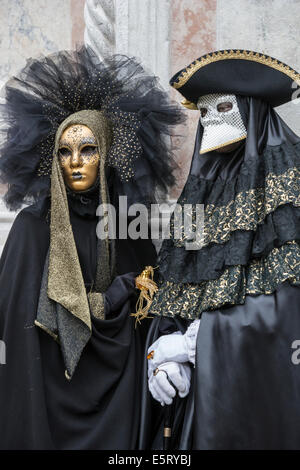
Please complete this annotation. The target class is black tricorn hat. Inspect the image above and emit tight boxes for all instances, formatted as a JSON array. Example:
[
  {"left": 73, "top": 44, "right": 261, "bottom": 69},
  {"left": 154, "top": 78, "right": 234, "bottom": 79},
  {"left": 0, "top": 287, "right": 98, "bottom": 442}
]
[{"left": 170, "top": 49, "right": 300, "bottom": 109}]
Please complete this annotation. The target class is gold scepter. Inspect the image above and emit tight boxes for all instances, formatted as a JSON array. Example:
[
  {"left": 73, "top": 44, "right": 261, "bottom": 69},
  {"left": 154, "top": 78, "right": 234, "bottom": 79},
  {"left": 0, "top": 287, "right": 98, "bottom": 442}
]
[{"left": 131, "top": 266, "right": 158, "bottom": 326}]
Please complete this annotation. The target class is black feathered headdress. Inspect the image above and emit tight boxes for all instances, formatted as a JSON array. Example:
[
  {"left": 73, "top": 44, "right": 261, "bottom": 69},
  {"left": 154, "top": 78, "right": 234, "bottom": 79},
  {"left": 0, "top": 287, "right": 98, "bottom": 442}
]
[{"left": 0, "top": 46, "right": 183, "bottom": 210}]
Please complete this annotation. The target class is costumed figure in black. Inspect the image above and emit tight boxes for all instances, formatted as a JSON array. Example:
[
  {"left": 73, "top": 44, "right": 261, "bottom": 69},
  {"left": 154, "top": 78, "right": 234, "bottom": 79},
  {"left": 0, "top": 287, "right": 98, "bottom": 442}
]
[
  {"left": 140, "top": 50, "right": 300, "bottom": 450},
  {"left": 0, "top": 46, "right": 182, "bottom": 450}
]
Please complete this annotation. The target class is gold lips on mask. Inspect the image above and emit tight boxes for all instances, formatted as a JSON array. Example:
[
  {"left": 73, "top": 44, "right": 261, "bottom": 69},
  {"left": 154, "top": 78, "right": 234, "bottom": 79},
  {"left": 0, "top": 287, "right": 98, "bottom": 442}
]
[{"left": 58, "top": 124, "right": 100, "bottom": 191}]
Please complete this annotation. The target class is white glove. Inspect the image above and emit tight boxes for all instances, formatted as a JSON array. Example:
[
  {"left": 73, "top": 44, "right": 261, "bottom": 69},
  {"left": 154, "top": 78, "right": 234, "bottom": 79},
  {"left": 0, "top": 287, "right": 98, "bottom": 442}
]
[
  {"left": 148, "top": 361, "right": 192, "bottom": 406},
  {"left": 147, "top": 319, "right": 200, "bottom": 375}
]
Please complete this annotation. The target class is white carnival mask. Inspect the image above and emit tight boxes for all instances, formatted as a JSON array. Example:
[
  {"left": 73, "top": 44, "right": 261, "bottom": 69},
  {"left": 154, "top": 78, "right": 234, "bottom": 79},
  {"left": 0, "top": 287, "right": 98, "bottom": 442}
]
[{"left": 197, "top": 93, "right": 247, "bottom": 154}]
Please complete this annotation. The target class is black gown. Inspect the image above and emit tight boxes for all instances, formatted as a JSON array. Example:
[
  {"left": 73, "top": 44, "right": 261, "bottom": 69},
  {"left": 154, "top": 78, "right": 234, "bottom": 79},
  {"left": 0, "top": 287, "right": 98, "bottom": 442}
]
[{"left": 0, "top": 195, "right": 156, "bottom": 450}]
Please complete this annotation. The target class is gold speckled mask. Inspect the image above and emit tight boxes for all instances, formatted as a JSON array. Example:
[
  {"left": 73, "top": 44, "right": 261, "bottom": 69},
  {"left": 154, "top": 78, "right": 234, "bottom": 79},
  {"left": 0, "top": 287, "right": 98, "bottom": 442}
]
[{"left": 58, "top": 124, "right": 100, "bottom": 192}]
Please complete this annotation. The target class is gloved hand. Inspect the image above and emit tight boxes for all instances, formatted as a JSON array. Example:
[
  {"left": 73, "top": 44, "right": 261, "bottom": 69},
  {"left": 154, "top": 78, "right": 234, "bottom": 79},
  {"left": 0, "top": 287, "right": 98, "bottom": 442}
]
[
  {"left": 104, "top": 272, "right": 138, "bottom": 313},
  {"left": 147, "top": 319, "right": 200, "bottom": 375},
  {"left": 148, "top": 361, "right": 191, "bottom": 406}
]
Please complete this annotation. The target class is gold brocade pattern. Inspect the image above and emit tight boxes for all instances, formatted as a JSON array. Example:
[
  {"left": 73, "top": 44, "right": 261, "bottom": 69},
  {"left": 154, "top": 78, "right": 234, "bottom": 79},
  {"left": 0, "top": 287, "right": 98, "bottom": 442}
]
[
  {"left": 174, "top": 167, "right": 300, "bottom": 249},
  {"left": 150, "top": 241, "right": 300, "bottom": 319},
  {"left": 172, "top": 49, "right": 300, "bottom": 90}
]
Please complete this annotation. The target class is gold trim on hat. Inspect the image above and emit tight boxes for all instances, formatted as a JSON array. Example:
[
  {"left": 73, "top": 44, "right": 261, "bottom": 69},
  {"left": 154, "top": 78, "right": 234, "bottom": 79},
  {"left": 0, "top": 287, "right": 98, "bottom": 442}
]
[{"left": 172, "top": 49, "right": 300, "bottom": 90}]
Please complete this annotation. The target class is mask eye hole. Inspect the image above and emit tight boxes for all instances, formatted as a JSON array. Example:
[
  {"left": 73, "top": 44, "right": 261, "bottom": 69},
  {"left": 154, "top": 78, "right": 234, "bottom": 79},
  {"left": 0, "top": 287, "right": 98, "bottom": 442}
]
[
  {"left": 200, "top": 108, "right": 207, "bottom": 118},
  {"left": 81, "top": 145, "right": 98, "bottom": 156},
  {"left": 217, "top": 102, "right": 233, "bottom": 113},
  {"left": 58, "top": 147, "right": 71, "bottom": 158}
]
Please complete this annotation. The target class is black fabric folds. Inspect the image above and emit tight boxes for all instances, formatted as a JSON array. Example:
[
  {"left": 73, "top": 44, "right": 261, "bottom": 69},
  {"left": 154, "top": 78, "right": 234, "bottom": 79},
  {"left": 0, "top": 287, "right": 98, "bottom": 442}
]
[
  {"left": 185, "top": 282, "right": 300, "bottom": 450},
  {"left": 0, "top": 199, "right": 157, "bottom": 449},
  {"left": 141, "top": 284, "right": 300, "bottom": 450}
]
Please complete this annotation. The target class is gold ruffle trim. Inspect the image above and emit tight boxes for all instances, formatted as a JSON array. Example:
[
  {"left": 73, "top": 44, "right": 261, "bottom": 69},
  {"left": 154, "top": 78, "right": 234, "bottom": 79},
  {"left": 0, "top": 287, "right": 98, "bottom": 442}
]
[
  {"left": 174, "top": 167, "right": 300, "bottom": 249},
  {"left": 150, "top": 241, "right": 300, "bottom": 319},
  {"left": 172, "top": 49, "right": 300, "bottom": 90}
]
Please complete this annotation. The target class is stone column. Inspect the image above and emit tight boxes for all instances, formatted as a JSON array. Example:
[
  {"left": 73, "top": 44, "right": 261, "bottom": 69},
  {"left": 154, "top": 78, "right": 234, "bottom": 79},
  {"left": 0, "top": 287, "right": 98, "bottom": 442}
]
[
  {"left": 84, "top": 0, "right": 173, "bottom": 248},
  {"left": 84, "top": 0, "right": 171, "bottom": 89},
  {"left": 115, "top": 0, "right": 171, "bottom": 90},
  {"left": 84, "top": 0, "right": 115, "bottom": 60}
]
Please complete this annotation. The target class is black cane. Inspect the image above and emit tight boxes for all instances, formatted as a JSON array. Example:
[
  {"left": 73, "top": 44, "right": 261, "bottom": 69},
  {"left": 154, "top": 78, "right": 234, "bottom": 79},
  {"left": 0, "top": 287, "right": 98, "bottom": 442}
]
[{"left": 163, "top": 395, "right": 176, "bottom": 450}]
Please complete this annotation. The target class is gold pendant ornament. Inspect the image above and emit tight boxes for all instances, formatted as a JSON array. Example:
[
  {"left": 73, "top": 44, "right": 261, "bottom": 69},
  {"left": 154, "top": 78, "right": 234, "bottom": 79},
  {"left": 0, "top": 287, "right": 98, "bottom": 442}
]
[{"left": 131, "top": 266, "right": 158, "bottom": 326}]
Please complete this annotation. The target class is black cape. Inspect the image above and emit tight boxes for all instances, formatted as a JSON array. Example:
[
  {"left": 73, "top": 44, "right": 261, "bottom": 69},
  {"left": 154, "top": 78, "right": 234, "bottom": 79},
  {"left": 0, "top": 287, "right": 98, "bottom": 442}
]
[{"left": 0, "top": 197, "right": 156, "bottom": 450}]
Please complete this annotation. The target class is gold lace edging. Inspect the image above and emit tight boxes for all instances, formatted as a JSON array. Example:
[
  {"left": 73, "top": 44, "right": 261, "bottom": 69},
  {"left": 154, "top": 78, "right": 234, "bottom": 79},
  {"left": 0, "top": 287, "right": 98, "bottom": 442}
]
[
  {"left": 172, "top": 49, "right": 300, "bottom": 90},
  {"left": 173, "top": 167, "right": 300, "bottom": 249},
  {"left": 150, "top": 241, "right": 300, "bottom": 319}
]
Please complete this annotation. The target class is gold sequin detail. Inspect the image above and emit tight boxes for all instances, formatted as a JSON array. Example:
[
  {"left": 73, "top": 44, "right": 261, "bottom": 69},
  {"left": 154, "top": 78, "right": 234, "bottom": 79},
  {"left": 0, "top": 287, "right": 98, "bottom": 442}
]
[
  {"left": 150, "top": 241, "right": 300, "bottom": 319},
  {"left": 103, "top": 97, "right": 142, "bottom": 182},
  {"left": 37, "top": 86, "right": 142, "bottom": 181},
  {"left": 172, "top": 49, "right": 300, "bottom": 90}
]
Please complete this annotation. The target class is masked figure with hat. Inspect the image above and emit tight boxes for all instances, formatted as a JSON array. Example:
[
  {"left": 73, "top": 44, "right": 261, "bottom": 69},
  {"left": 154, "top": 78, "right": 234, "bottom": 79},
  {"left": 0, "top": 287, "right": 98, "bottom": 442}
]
[
  {"left": 141, "top": 50, "right": 300, "bottom": 450},
  {"left": 0, "top": 46, "right": 183, "bottom": 449}
]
